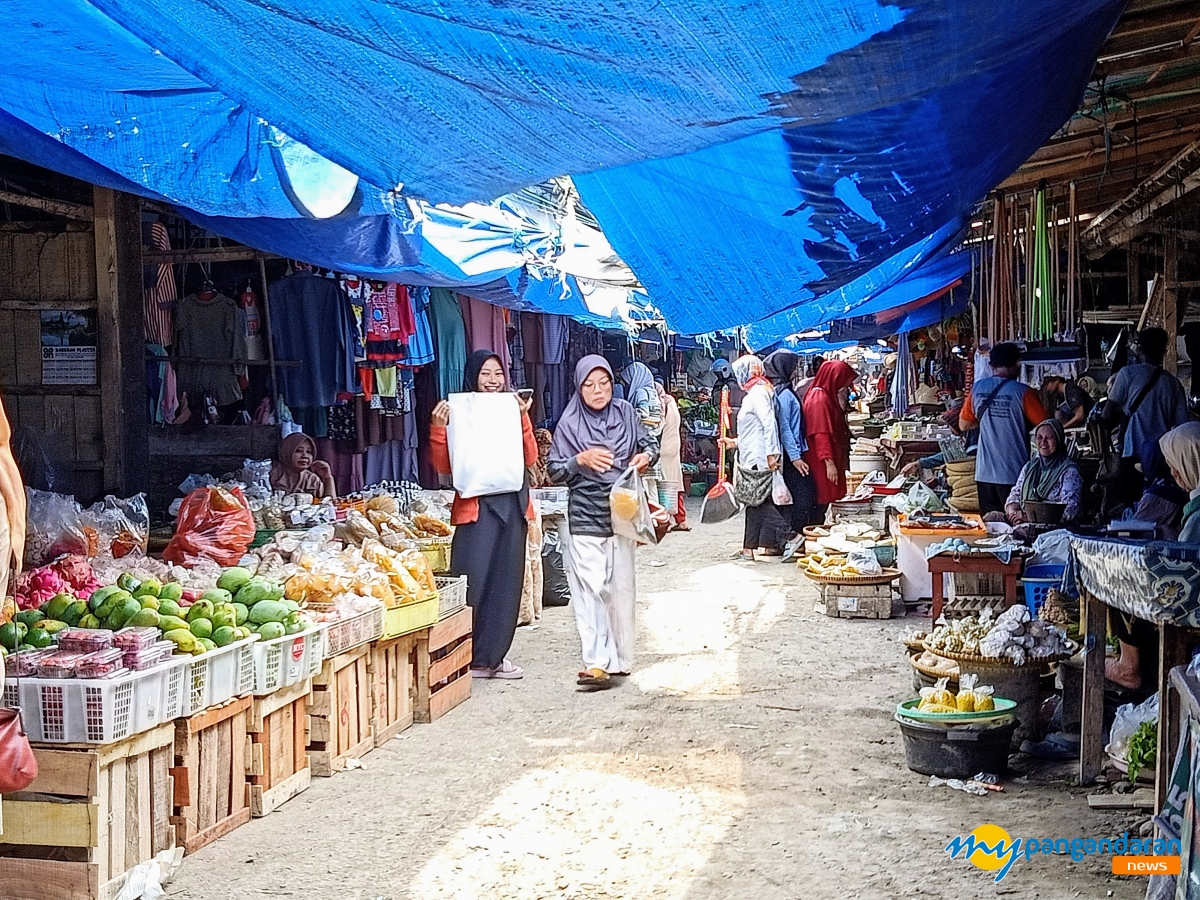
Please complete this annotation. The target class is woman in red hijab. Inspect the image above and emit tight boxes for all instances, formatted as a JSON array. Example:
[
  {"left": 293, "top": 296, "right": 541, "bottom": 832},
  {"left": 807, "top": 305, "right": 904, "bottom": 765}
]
[{"left": 802, "top": 360, "right": 858, "bottom": 519}]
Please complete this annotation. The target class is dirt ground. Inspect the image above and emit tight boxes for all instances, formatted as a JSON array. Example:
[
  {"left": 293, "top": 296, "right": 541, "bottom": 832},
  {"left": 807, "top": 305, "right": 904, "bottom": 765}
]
[{"left": 170, "top": 505, "right": 1147, "bottom": 900}]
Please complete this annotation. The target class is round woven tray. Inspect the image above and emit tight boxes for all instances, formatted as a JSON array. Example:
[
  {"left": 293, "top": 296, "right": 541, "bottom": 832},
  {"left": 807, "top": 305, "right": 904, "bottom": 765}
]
[
  {"left": 902, "top": 635, "right": 928, "bottom": 654},
  {"left": 920, "top": 640, "right": 1078, "bottom": 668},
  {"left": 909, "top": 653, "right": 960, "bottom": 681},
  {"left": 801, "top": 567, "right": 901, "bottom": 586}
]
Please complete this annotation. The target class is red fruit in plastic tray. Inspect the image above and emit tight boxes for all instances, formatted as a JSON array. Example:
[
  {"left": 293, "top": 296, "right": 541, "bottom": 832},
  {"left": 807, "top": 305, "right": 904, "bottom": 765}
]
[
  {"left": 7, "top": 649, "right": 54, "bottom": 677},
  {"left": 112, "top": 627, "right": 159, "bottom": 651},
  {"left": 58, "top": 628, "right": 115, "bottom": 652},
  {"left": 123, "top": 642, "right": 175, "bottom": 670},
  {"left": 75, "top": 649, "right": 126, "bottom": 679},
  {"left": 36, "top": 652, "right": 89, "bottom": 678}
]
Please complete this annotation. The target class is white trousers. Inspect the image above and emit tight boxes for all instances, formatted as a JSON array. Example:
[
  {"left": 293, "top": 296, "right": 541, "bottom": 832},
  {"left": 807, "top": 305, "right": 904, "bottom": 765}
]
[{"left": 563, "top": 524, "right": 637, "bottom": 674}]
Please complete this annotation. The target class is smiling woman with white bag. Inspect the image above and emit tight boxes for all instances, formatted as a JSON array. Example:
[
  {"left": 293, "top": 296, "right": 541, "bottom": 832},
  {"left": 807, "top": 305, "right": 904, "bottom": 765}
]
[{"left": 430, "top": 350, "right": 538, "bottom": 680}]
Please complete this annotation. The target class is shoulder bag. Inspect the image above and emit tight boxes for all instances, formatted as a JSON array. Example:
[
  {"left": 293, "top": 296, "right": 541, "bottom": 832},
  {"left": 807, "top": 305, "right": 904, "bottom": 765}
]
[{"left": 733, "top": 457, "right": 774, "bottom": 507}]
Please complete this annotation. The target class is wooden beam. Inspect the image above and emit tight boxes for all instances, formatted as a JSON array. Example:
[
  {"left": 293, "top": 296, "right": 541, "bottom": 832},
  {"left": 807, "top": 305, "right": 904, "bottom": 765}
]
[
  {"left": 94, "top": 187, "right": 148, "bottom": 495},
  {"left": 1166, "top": 230, "right": 1180, "bottom": 373},
  {"left": 141, "top": 246, "right": 278, "bottom": 265},
  {"left": 0, "top": 189, "right": 93, "bottom": 222},
  {"left": 1094, "top": 38, "right": 1200, "bottom": 78}
]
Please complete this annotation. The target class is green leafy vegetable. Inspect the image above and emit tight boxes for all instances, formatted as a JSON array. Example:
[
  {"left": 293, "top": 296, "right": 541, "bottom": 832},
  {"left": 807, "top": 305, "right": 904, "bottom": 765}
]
[{"left": 1126, "top": 720, "right": 1157, "bottom": 785}]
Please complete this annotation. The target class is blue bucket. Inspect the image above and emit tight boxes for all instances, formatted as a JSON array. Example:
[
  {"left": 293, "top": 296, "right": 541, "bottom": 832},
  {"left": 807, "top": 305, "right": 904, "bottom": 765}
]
[{"left": 1022, "top": 563, "right": 1066, "bottom": 615}]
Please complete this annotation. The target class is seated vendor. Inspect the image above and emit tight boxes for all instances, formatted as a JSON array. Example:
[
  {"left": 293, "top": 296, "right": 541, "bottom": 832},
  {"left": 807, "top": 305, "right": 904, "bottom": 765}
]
[
  {"left": 1160, "top": 421, "right": 1200, "bottom": 542},
  {"left": 998, "top": 419, "right": 1082, "bottom": 525},
  {"left": 1042, "top": 374, "right": 1093, "bottom": 429},
  {"left": 270, "top": 433, "right": 336, "bottom": 498},
  {"left": 1132, "top": 439, "right": 1187, "bottom": 540}
]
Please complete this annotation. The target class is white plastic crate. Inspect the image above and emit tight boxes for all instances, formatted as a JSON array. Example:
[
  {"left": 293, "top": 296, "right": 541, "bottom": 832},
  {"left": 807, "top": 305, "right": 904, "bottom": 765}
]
[
  {"left": 324, "top": 604, "right": 385, "bottom": 656},
  {"left": 251, "top": 624, "right": 327, "bottom": 695},
  {"left": 17, "top": 672, "right": 138, "bottom": 743},
  {"left": 436, "top": 575, "right": 468, "bottom": 620},
  {"left": 132, "top": 655, "right": 191, "bottom": 733},
  {"left": 181, "top": 635, "right": 260, "bottom": 716}
]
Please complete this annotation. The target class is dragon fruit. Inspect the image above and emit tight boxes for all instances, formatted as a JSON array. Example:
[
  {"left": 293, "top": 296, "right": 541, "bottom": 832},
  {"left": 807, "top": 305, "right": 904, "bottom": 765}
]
[
  {"left": 13, "top": 567, "right": 67, "bottom": 610},
  {"left": 48, "top": 555, "right": 100, "bottom": 598}
]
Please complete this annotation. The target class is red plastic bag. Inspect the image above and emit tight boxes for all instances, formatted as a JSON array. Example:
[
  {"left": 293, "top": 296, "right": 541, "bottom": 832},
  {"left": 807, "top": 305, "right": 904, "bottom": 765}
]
[{"left": 163, "top": 486, "right": 255, "bottom": 568}]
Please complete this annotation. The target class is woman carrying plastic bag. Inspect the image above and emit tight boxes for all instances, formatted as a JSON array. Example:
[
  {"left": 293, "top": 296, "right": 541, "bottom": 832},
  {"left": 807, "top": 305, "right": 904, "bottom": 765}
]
[
  {"left": 430, "top": 350, "right": 538, "bottom": 680},
  {"left": 549, "top": 356, "right": 657, "bottom": 691}
]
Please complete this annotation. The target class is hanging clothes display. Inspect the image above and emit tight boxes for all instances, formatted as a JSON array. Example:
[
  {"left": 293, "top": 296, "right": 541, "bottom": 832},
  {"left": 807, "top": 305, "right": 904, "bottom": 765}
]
[
  {"left": 144, "top": 220, "right": 176, "bottom": 347},
  {"left": 428, "top": 287, "right": 467, "bottom": 398},
  {"left": 174, "top": 289, "right": 247, "bottom": 406},
  {"left": 405, "top": 286, "right": 436, "bottom": 367},
  {"left": 363, "top": 282, "right": 410, "bottom": 362},
  {"left": 459, "top": 294, "right": 511, "bottom": 376},
  {"left": 269, "top": 271, "right": 359, "bottom": 408}
]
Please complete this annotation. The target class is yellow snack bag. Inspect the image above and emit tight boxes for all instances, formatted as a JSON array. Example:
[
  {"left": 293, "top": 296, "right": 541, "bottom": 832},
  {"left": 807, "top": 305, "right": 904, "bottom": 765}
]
[
  {"left": 956, "top": 674, "right": 978, "bottom": 712},
  {"left": 973, "top": 685, "right": 995, "bottom": 711},
  {"left": 611, "top": 488, "right": 640, "bottom": 521}
]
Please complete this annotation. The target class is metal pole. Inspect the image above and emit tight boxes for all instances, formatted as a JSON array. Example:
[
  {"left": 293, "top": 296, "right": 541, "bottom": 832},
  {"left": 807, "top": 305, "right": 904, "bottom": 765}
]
[{"left": 257, "top": 258, "right": 280, "bottom": 407}]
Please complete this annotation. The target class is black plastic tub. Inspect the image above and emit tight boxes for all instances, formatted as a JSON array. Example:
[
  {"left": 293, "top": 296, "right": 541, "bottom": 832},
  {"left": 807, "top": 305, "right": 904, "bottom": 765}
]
[{"left": 895, "top": 714, "right": 1017, "bottom": 778}]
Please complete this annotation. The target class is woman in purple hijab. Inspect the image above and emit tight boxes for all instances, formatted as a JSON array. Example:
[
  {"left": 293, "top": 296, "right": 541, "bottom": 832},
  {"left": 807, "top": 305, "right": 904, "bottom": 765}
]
[{"left": 549, "top": 356, "right": 658, "bottom": 691}]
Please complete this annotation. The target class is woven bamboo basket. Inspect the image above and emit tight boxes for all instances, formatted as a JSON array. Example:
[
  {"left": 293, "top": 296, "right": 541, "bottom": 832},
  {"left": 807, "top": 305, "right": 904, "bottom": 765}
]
[
  {"left": 920, "top": 640, "right": 1077, "bottom": 669},
  {"left": 801, "top": 568, "right": 901, "bottom": 586}
]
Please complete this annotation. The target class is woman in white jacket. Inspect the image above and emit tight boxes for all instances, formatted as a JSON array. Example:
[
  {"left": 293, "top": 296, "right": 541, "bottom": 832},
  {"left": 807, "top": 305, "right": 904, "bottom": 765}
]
[{"left": 720, "top": 356, "right": 782, "bottom": 560}]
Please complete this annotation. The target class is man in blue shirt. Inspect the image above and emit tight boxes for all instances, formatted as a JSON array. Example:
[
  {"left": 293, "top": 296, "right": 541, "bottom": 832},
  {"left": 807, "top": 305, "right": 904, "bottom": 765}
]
[{"left": 1101, "top": 328, "right": 1190, "bottom": 506}]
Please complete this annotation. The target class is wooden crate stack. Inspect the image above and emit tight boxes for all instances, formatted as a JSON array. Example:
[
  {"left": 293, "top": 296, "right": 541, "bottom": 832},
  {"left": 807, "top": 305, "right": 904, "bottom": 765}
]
[
  {"left": 816, "top": 581, "right": 895, "bottom": 619},
  {"left": 0, "top": 723, "right": 176, "bottom": 900},
  {"left": 307, "top": 645, "right": 374, "bottom": 775},
  {"left": 247, "top": 678, "right": 312, "bottom": 816},
  {"left": 369, "top": 633, "right": 418, "bottom": 746},
  {"left": 170, "top": 696, "right": 251, "bottom": 854},
  {"left": 415, "top": 606, "right": 473, "bottom": 723}
]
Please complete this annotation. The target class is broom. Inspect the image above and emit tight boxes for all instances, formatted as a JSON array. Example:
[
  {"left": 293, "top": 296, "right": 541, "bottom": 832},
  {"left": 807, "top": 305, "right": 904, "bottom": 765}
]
[{"left": 701, "top": 388, "right": 739, "bottom": 524}]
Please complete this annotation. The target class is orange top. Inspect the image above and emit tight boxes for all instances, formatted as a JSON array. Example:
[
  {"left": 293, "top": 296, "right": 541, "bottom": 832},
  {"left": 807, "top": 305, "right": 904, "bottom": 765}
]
[
  {"left": 429, "top": 414, "right": 539, "bottom": 525},
  {"left": 959, "top": 383, "right": 1048, "bottom": 430}
]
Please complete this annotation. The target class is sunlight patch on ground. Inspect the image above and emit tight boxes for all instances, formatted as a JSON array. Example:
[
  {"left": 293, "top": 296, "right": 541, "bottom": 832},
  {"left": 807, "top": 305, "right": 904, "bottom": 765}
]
[
  {"left": 407, "top": 751, "right": 744, "bottom": 899},
  {"left": 633, "top": 562, "right": 788, "bottom": 696}
]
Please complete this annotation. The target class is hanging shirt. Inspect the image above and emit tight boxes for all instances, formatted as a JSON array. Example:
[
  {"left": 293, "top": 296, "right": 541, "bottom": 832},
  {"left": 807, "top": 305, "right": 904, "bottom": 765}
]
[
  {"left": 403, "top": 285, "right": 436, "bottom": 366},
  {"left": 428, "top": 287, "right": 467, "bottom": 397},
  {"left": 173, "top": 292, "right": 246, "bottom": 406},
  {"left": 270, "top": 272, "right": 359, "bottom": 408},
  {"left": 364, "top": 282, "right": 408, "bottom": 362},
  {"left": 960, "top": 376, "right": 1047, "bottom": 485}
]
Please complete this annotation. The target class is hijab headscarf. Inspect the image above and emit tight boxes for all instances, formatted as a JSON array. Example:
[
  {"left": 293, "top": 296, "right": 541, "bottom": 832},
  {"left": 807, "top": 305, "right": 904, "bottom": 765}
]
[
  {"left": 622, "top": 361, "right": 656, "bottom": 404},
  {"left": 463, "top": 349, "right": 503, "bottom": 393},
  {"left": 802, "top": 360, "right": 857, "bottom": 437},
  {"left": 1020, "top": 419, "right": 1077, "bottom": 504},
  {"left": 1141, "top": 438, "right": 1188, "bottom": 505},
  {"left": 1160, "top": 422, "right": 1200, "bottom": 494},
  {"left": 550, "top": 355, "right": 643, "bottom": 484},
  {"left": 763, "top": 350, "right": 801, "bottom": 392},
  {"left": 731, "top": 355, "right": 770, "bottom": 391},
  {"left": 271, "top": 433, "right": 324, "bottom": 495}
]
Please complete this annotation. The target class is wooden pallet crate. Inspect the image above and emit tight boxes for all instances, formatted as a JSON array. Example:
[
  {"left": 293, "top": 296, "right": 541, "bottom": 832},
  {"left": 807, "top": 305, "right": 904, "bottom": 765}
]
[
  {"left": 307, "top": 645, "right": 374, "bottom": 776},
  {"left": 815, "top": 581, "right": 895, "bottom": 619},
  {"left": 170, "top": 695, "right": 251, "bottom": 854},
  {"left": 247, "top": 678, "right": 311, "bottom": 817},
  {"left": 369, "top": 633, "right": 417, "bottom": 746},
  {"left": 0, "top": 723, "right": 176, "bottom": 900},
  {"left": 415, "top": 606, "right": 472, "bottom": 723}
]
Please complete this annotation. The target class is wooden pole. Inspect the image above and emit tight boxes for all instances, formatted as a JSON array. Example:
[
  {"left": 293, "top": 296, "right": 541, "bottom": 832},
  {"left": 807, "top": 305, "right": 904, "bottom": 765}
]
[
  {"left": 94, "top": 187, "right": 148, "bottom": 495},
  {"left": 257, "top": 258, "right": 280, "bottom": 407},
  {"left": 1165, "top": 228, "right": 1179, "bottom": 375}
]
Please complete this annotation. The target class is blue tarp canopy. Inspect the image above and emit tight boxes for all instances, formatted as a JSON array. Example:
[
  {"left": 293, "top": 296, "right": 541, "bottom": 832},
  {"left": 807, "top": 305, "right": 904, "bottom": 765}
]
[{"left": 0, "top": 1, "right": 1122, "bottom": 334}]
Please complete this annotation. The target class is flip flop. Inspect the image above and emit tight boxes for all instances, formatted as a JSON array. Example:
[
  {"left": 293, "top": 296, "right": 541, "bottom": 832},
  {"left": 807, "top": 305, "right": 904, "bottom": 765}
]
[
  {"left": 731, "top": 550, "right": 755, "bottom": 561},
  {"left": 577, "top": 668, "right": 613, "bottom": 690}
]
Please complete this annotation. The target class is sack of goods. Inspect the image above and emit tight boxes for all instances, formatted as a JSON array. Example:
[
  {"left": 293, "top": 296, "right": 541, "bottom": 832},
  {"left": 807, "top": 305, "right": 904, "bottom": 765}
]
[{"left": 944, "top": 458, "right": 979, "bottom": 512}]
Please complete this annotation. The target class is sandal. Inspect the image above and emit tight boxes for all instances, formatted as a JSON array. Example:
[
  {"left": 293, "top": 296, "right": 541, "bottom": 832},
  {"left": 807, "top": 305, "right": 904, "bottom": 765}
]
[
  {"left": 731, "top": 550, "right": 755, "bottom": 561},
  {"left": 672, "top": 523, "right": 692, "bottom": 532},
  {"left": 493, "top": 659, "right": 524, "bottom": 680},
  {"left": 577, "top": 667, "right": 613, "bottom": 690}
]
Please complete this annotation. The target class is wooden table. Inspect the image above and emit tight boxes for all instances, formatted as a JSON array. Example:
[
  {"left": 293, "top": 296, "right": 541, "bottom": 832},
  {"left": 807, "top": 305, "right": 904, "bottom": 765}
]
[
  {"left": 1079, "top": 590, "right": 1193, "bottom": 802},
  {"left": 927, "top": 553, "right": 1023, "bottom": 619}
]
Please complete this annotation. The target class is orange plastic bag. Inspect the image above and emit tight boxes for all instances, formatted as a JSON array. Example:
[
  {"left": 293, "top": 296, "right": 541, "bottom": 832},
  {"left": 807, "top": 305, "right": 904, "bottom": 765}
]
[{"left": 163, "top": 486, "right": 256, "bottom": 568}]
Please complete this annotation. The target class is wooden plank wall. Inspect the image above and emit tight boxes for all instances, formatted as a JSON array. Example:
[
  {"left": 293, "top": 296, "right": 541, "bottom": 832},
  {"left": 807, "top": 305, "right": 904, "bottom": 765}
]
[{"left": 0, "top": 229, "right": 105, "bottom": 502}]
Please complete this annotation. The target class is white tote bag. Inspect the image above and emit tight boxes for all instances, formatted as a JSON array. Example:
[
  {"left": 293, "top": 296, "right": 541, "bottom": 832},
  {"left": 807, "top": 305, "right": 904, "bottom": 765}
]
[{"left": 446, "top": 392, "right": 525, "bottom": 498}]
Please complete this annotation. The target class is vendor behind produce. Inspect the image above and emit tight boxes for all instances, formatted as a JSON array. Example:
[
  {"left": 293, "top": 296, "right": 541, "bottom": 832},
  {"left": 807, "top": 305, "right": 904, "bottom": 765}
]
[
  {"left": 270, "top": 433, "right": 336, "bottom": 498},
  {"left": 958, "top": 342, "right": 1049, "bottom": 514},
  {"left": 900, "top": 399, "right": 976, "bottom": 476},
  {"left": 996, "top": 419, "right": 1082, "bottom": 525},
  {"left": 1041, "top": 374, "right": 1092, "bottom": 429}
]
